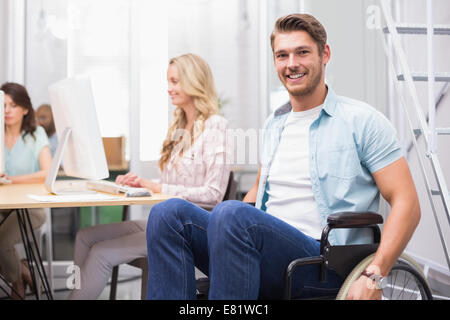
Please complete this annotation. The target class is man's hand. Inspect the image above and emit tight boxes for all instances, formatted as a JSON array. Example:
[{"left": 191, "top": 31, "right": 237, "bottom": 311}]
[
  {"left": 346, "top": 158, "right": 420, "bottom": 300},
  {"left": 346, "top": 274, "right": 382, "bottom": 300}
]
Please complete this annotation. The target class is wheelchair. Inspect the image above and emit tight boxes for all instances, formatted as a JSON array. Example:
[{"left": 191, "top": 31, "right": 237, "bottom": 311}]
[
  {"left": 197, "top": 211, "right": 433, "bottom": 300},
  {"left": 284, "top": 211, "right": 433, "bottom": 300}
]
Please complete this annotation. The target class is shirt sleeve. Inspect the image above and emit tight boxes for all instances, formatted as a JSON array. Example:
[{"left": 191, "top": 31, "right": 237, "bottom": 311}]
[
  {"left": 30, "top": 126, "right": 50, "bottom": 164},
  {"left": 360, "top": 110, "right": 403, "bottom": 174},
  {"left": 161, "top": 116, "right": 231, "bottom": 205}
]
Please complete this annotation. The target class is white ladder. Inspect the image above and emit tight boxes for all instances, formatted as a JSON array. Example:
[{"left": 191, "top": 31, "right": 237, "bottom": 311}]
[{"left": 379, "top": 0, "right": 450, "bottom": 272}]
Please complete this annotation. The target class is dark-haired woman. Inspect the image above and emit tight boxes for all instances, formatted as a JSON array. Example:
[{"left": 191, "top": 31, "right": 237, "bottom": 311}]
[{"left": 0, "top": 82, "right": 52, "bottom": 299}]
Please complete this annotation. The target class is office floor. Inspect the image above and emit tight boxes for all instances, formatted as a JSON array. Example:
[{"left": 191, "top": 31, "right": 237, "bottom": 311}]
[{"left": 52, "top": 272, "right": 142, "bottom": 300}]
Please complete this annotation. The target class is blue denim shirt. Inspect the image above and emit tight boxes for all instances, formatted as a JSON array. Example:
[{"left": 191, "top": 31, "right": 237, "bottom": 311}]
[{"left": 255, "top": 87, "right": 402, "bottom": 245}]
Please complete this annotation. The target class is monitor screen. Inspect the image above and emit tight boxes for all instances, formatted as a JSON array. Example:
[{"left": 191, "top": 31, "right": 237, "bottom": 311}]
[{"left": 48, "top": 76, "right": 109, "bottom": 181}]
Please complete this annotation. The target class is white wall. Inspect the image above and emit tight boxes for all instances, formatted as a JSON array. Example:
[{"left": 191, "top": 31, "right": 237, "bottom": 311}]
[
  {"left": 0, "top": 0, "right": 26, "bottom": 84},
  {"left": 0, "top": 0, "right": 8, "bottom": 85},
  {"left": 304, "top": 0, "right": 388, "bottom": 113},
  {"left": 163, "top": 0, "right": 268, "bottom": 192},
  {"left": 24, "top": 0, "right": 67, "bottom": 108},
  {"left": 168, "top": 0, "right": 263, "bottom": 133}
]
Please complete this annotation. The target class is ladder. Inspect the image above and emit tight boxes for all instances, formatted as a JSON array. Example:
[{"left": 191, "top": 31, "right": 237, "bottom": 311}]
[{"left": 379, "top": 0, "right": 450, "bottom": 273}]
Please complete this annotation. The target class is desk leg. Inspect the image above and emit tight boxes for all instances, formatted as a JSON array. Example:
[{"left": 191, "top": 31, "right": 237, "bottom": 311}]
[
  {"left": 16, "top": 209, "right": 54, "bottom": 300},
  {"left": 109, "top": 205, "right": 129, "bottom": 300},
  {"left": 90, "top": 207, "right": 101, "bottom": 226}
]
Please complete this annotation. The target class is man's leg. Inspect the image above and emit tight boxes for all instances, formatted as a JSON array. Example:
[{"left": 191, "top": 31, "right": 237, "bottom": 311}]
[
  {"left": 207, "top": 200, "right": 343, "bottom": 299},
  {"left": 146, "top": 198, "right": 210, "bottom": 300}
]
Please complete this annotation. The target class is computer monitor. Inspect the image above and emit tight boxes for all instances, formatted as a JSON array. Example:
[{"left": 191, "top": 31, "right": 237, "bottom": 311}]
[
  {"left": 0, "top": 90, "right": 5, "bottom": 175},
  {"left": 46, "top": 76, "right": 109, "bottom": 194}
]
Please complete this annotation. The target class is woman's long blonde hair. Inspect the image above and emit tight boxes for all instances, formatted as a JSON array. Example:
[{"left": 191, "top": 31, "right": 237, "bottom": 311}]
[{"left": 158, "top": 53, "right": 219, "bottom": 171}]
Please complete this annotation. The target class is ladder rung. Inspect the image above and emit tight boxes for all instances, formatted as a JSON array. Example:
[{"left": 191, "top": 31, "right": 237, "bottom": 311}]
[
  {"left": 397, "top": 72, "right": 450, "bottom": 82},
  {"left": 383, "top": 24, "right": 450, "bottom": 35},
  {"left": 437, "top": 128, "right": 450, "bottom": 135},
  {"left": 413, "top": 128, "right": 450, "bottom": 136},
  {"left": 431, "top": 190, "right": 450, "bottom": 197}
]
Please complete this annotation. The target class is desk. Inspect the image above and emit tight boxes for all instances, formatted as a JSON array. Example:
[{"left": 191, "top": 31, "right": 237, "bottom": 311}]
[{"left": 0, "top": 182, "right": 174, "bottom": 300}]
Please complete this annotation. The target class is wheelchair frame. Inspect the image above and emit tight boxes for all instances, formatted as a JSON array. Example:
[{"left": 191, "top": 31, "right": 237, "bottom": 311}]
[{"left": 284, "top": 212, "right": 433, "bottom": 300}]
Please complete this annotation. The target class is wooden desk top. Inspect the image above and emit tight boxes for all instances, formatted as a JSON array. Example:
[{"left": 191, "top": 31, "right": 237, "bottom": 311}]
[{"left": 0, "top": 182, "right": 174, "bottom": 210}]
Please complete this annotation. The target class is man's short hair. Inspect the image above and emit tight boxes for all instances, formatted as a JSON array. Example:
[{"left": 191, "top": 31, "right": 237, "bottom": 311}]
[{"left": 270, "top": 14, "right": 327, "bottom": 55}]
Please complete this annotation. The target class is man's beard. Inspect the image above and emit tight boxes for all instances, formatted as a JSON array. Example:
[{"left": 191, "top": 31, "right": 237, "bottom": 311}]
[{"left": 286, "top": 66, "right": 323, "bottom": 97}]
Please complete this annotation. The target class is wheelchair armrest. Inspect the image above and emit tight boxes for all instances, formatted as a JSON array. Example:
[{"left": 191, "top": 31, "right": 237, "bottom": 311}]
[{"left": 327, "top": 212, "right": 383, "bottom": 229}]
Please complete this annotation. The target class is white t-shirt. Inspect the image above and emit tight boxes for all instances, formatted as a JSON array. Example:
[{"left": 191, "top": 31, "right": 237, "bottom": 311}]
[{"left": 265, "top": 104, "right": 323, "bottom": 240}]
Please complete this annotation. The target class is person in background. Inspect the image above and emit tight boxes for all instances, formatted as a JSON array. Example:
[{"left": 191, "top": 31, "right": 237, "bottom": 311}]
[
  {"left": 68, "top": 53, "right": 231, "bottom": 300},
  {"left": 36, "top": 104, "right": 58, "bottom": 157},
  {"left": 0, "top": 82, "right": 52, "bottom": 299}
]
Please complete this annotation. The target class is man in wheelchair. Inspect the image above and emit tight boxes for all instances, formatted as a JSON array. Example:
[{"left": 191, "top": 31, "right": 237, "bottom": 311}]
[{"left": 145, "top": 13, "right": 424, "bottom": 300}]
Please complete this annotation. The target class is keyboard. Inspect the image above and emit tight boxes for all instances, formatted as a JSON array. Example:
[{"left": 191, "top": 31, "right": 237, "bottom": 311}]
[
  {"left": 86, "top": 180, "right": 152, "bottom": 197},
  {"left": 0, "top": 176, "right": 12, "bottom": 185}
]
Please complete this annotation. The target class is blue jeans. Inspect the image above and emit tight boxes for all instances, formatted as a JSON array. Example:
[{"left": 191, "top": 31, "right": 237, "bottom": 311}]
[{"left": 146, "top": 199, "right": 343, "bottom": 300}]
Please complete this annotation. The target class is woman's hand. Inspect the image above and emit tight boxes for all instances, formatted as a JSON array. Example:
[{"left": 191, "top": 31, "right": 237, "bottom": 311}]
[
  {"left": 115, "top": 172, "right": 162, "bottom": 193},
  {"left": 116, "top": 172, "right": 141, "bottom": 187},
  {"left": 0, "top": 173, "right": 12, "bottom": 183}
]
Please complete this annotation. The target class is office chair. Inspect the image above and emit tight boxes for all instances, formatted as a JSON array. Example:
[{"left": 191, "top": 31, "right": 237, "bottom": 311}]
[{"left": 109, "top": 171, "right": 238, "bottom": 300}]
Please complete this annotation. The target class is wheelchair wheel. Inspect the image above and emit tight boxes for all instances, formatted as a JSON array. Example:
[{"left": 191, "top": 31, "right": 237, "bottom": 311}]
[{"left": 336, "top": 253, "right": 433, "bottom": 300}]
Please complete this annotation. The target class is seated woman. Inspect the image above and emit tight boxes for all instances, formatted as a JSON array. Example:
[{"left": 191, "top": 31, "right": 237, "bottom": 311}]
[
  {"left": 0, "top": 82, "right": 52, "bottom": 299},
  {"left": 68, "top": 53, "right": 231, "bottom": 300},
  {"left": 36, "top": 104, "right": 58, "bottom": 157}
]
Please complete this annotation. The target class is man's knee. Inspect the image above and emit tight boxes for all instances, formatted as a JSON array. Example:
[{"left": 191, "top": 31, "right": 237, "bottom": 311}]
[
  {"left": 147, "top": 198, "right": 191, "bottom": 240},
  {"left": 209, "top": 200, "right": 253, "bottom": 233},
  {"left": 148, "top": 198, "right": 189, "bottom": 223}
]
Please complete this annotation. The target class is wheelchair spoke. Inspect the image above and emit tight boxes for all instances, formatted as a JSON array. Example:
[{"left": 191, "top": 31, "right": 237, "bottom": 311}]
[
  {"left": 382, "top": 268, "right": 426, "bottom": 300},
  {"left": 335, "top": 254, "right": 432, "bottom": 300},
  {"left": 401, "top": 271, "right": 412, "bottom": 299}
]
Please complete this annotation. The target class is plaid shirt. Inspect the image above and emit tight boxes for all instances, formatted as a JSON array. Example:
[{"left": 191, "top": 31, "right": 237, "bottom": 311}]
[{"left": 160, "top": 115, "right": 231, "bottom": 206}]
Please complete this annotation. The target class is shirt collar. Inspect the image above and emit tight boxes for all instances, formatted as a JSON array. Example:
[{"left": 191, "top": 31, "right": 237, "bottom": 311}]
[{"left": 273, "top": 86, "right": 338, "bottom": 118}]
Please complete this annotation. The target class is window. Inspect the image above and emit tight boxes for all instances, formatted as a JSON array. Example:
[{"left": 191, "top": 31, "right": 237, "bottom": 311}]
[{"left": 25, "top": 0, "right": 169, "bottom": 163}]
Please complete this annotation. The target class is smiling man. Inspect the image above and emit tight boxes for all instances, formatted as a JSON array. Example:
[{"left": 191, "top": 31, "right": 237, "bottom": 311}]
[{"left": 145, "top": 14, "right": 421, "bottom": 300}]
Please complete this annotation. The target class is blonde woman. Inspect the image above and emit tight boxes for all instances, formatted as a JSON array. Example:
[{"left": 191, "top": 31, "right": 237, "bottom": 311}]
[{"left": 68, "top": 54, "right": 230, "bottom": 300}]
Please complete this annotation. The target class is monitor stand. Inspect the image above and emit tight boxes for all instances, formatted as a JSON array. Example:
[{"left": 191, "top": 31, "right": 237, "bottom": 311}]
[{"left": 45, "top": 127, "right": 95, "bottom": 195}]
